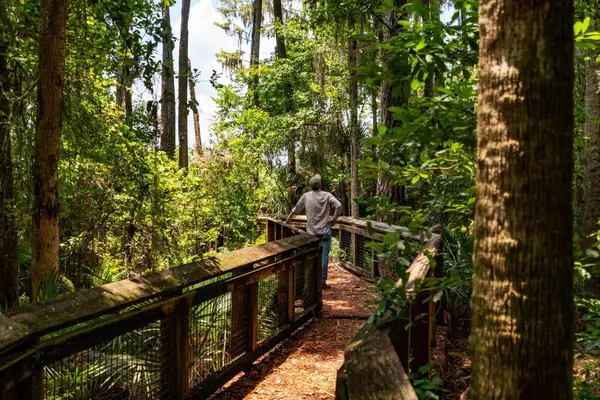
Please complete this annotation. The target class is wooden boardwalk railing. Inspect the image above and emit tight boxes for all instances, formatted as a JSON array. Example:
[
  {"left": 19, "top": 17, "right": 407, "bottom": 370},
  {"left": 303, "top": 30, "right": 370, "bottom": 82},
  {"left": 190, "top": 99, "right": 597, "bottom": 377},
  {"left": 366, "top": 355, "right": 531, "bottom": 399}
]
[
  {"left": 0, "top": 216, "right": 441, "bottom": 400},
  {"left": 336, "top": 234, "right": 443, "bottom": 400},
  {"left": 0, "top": 229, "right": 321, "bottom": 400}
]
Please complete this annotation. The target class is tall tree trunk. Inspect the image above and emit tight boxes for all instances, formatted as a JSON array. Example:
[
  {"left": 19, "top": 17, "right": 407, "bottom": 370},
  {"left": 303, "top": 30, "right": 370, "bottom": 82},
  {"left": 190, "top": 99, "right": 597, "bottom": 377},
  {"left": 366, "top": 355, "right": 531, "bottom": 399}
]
[
  {"left": 117, "top": 65, "right": 133, "bottom": 126},
  {"left": 178, "top": 0, "right": 191, "bottom": 169},
  {"left": 31, "top": 0, "right": 69, "bottom": 301},
  {"left": 273, "top": 0, "right": 296, "bottom": 177},
  {"left": 160, "top": 5, "right": 176, "bottom": 159},
  {"left": 118, "top": 24, "right": 133, "bottom": 126},
  {"left": 188, "top": 59, "right": 202, "bottom": 159},
  {"left": 378, "top": 0, "right": 407, "bottom": 135},
  {"left": 250, "top": 0, "right": 262, "bottom": 107},
  {"left": 470, "top": 0, "right": 575, "bottom": 398},
  {"left": 583, "top": 56, "right": 600, "bottom": 251},
  {"left": 348, "top": 17, "right": 359, "bottom": 217},
  {"left": 0, "top": 18, "right": 19, "bottom": 309},
  {"left": 376, "top": 0, "right": 407, "bottom": 199}
]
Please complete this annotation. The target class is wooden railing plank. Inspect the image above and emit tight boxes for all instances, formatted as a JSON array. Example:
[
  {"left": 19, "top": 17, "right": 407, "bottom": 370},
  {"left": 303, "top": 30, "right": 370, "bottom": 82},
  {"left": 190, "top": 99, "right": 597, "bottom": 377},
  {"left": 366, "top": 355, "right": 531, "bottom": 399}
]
[
  {"left": 338, "top": 328, "right": 417, "bottom": 400},
  {"left": 0, "top": 234, "right": 318, "bottom": 355},
  {"left": 336, "top": 233, "right": 442, "bottom": 399}
]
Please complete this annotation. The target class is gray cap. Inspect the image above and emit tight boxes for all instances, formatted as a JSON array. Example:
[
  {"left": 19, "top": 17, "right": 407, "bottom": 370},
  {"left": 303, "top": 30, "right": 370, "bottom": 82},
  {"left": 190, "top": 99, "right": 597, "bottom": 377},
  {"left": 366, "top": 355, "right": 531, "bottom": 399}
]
[{"left": 309, "top": 174, "right": 322, "bottom": 188}]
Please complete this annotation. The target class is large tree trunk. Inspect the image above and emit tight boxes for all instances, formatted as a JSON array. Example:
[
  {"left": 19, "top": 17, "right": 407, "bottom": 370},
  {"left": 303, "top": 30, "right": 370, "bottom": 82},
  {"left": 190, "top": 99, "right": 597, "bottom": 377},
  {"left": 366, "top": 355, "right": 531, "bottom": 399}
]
[
  {"left": 348, "top": 17, "right": 359, "bottom": 217},
  {"left": 583, "top": 55, "right": 600, "bottom": 251},
  {"left": 117, "top": 21, "right": 133, "bottom": 127},
  {"left": 188, "top": 59, "right": 202, "bottom": 160},
  {"left": 378, "top": 0, "right": 407, "bottom": 135},
  {"left": 250, "top": 0, "right": 262, "bottom": 107},
  {"left": 178, "top": 0, "right": 191, "bottom": 169},
  {"left": 0, "top": 21, "right": 19, "bottom": 309},
  {"left": 470, "top": 0, "right": 575, "bottom": 398},
  {"left": 273, "top": 0, "right": 296, "bottom": 177},
  {"left": 31, "top": 0, "right": 69, "bottom": 302},
  {"left": 376, "top": 0, "right": 407, "bottom": 199},
  {"left": 160, "top": 5, "right": 176, "bottom": 159}
]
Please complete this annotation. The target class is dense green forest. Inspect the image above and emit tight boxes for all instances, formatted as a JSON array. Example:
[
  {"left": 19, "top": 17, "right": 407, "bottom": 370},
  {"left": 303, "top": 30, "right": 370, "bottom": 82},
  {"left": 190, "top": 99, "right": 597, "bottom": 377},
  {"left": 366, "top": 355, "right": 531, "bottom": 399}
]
[{"left": 2, "top": 0, "right": 600, "bottom": 397}]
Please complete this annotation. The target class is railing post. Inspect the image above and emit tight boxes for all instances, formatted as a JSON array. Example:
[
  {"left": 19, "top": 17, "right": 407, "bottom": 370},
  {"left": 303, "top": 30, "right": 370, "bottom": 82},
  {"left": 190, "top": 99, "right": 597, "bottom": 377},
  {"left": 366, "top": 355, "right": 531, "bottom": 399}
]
[
  {"left": 408, "top": 291, "right": 432, "bottom": 372},
  {"left": 160, "top": 298, "right": 190, "bottom": 400},
  {"left": 277, "top": 258, "right": 295, "bottom": 326},
  {"left": 315, "top": 247, "right": 323, "bottom": 312},
  {"left": 266, "top": 219, "right": 276, "bottom": 243},
  {"left": 3, "top": 369, "right": 43, "bottom": 400},
  {"left": 351, "top": 232, "right": 358, "bottom": 269},
  {"left": 431, "top": 241, "right": 444, "bottom": 348}
]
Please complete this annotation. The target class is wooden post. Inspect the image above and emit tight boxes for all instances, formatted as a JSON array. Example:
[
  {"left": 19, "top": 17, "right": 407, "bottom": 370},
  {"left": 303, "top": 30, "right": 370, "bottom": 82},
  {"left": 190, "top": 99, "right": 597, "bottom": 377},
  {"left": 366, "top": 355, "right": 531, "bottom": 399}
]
[
  {"left": 160, "top": 298, "right": 190, "bottom": 400},
  {"left": 288, "top": 263, "right": 296, "bottom": 322},
  {"left": 432, "top": 243, "right": 444, "bottom": 348},
  {"left": 315, "top": 250, "right": 323, "bottom": 312},
  {"left": 351, "top": 232, "right": 358, "bottom": 268},
  {"left": 408, "top": 292, "right": 431, "bottom": 372},
  {"left": 266, "top": 219, "right": 276, "bottom": 243},
  {"left": 3, "top": 370, "right": 43, "bottom": 400},
  {"left": 277, "top": 259, "right": 295, "bottom": 326}
]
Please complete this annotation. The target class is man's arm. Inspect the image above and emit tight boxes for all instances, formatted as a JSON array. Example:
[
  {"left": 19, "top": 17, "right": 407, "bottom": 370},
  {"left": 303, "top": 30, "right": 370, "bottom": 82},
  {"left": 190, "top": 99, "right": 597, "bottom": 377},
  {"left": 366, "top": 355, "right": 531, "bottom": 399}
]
[
  {"left": 328, "top": 194, "right": 342, "bottom": 226},
  {"left": 285, "top": 194, "right": 305, "bottom": 224}
]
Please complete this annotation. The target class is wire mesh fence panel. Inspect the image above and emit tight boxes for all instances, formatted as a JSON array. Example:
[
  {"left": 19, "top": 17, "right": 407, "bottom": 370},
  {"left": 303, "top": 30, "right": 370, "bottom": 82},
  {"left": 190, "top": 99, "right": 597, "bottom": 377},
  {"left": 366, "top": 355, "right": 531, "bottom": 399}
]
[
  {"left": 44, "top": 319, "right": 165, "bottom": 400},
  {"left": 257, "top": 274, "right": 281, "bottom": 343},
  {"left": 356, "top": 234, "right": 375, "bottom": 272},
  {"left": 340, "top": 230, "right": 352, "bottom": 262},
  {"left": 188, "top": 292, "right": 235, "bottom": 388}
]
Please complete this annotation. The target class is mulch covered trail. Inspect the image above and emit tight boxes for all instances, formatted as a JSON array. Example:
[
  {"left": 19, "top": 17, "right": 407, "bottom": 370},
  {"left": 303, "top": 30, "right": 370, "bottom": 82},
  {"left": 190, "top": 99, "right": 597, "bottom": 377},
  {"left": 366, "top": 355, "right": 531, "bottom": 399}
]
[{"left": 210, "top": 263, "right": 377, "bottom": 400}]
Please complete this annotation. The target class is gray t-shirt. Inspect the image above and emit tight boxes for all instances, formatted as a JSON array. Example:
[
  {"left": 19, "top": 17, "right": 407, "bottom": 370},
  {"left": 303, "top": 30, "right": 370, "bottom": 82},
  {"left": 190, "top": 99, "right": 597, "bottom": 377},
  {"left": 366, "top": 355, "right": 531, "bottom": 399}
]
[{"left": 292, "top": 190, "right": 342, "bottom": 235}]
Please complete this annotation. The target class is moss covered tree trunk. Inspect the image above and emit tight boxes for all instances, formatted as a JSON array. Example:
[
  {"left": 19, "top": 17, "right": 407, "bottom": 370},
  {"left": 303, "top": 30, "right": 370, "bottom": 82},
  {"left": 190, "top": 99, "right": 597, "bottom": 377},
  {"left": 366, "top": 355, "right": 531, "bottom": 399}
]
[
  {"left": 584, "top": 53, "right": 600, "bottom": 252},
  {"left": 161, "top": 4, "right": 176, "bottom": 159},
  {"left": 470, "top": 0, "right": 575, "bottom": 398},
  {"left": 0, "top": 14, "right": 19, "bottom": 309},
  {"left": 31, "top": 0, "right": 69, "bottom": 301},
  {"left": 250, "top": 0, "right": 262, "bottom": 107},
  {"left": 178, "top": 0, "right": 190, "bottom": 169},
  {"left": 376, "top": 0, "right": 407, "bottom": 200},
  {"left": 273, "top": 0, "right": 296, "bottom": 178},
  {"left": 348, "top": 17, "right": 359, "bottom": 217}
]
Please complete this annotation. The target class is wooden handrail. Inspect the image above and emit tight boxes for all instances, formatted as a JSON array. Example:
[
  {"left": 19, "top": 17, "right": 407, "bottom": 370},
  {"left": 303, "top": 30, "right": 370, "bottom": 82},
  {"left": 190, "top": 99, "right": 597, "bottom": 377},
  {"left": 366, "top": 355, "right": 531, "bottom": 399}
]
[
  {"left": 0, "top": 233, "right": 318, "bottom": 357},
  {"left": 336, "top": 234, "right": 443, "bottom": 400},
  {"left": 0, "top": 230, "right": 322, "bottom": 399},
  {"left": 264, "top": 215, "right": 415, "bottom": 237}
]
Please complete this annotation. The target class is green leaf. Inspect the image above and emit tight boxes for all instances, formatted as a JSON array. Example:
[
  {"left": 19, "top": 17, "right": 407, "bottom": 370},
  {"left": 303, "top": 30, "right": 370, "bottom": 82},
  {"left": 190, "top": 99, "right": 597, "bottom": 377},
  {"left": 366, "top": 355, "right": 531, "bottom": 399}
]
[
  {"left": 415, "top": 40, "right": 426, "bottom": 51},
  {"left": 587, "top": 249, "right": 600, "bottom": 258},
  {"left": 433, "top": 290, "right": 443, "bottom": 303},
  {"left": 411, "top": 175, "right": 421, "bottom": 184},
  {"left": 583, "top": 17, "right": 591, "bottom": 34},
  {"left": 577, "top": 42, "right": 596, "bottom": 50},
  {"left": 377, "top": 124, "right": 387, "bottom": 136},
  {"left": 411, "top": 79, "right": 421, "bottom": 90},
  {"left": 585, "top": 32, "right": 600, "bottom": 40}
]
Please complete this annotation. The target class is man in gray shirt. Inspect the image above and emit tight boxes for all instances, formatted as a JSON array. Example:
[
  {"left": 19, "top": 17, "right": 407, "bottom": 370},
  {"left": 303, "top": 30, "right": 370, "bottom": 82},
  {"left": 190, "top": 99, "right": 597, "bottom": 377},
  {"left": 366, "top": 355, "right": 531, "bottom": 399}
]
[{"left": 286, "top": 174, "right": 342, "bottom": 288}]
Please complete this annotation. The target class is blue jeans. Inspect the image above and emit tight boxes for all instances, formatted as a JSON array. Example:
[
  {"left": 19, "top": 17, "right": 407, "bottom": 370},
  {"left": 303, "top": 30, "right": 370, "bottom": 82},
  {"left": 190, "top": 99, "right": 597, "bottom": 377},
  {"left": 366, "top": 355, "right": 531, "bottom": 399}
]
[{"left": 318, "top": 228, "right": 332, "bottom": 284}]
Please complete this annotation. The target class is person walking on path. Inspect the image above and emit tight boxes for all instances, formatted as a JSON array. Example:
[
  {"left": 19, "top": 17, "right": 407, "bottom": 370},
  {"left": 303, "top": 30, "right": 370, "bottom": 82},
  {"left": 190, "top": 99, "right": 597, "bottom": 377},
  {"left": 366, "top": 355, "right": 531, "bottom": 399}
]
[{"left": 286, "top": 174, "right": 342, "bottom": 288}]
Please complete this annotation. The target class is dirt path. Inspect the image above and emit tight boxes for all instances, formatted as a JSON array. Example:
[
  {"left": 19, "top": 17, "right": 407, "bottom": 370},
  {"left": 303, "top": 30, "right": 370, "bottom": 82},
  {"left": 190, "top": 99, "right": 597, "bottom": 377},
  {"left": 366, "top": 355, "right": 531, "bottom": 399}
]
[{"left": 210, "top": 263, "right": 377, "bottom": 400}]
